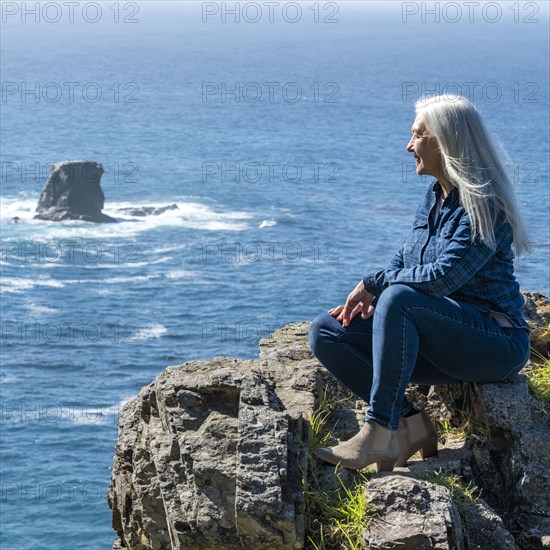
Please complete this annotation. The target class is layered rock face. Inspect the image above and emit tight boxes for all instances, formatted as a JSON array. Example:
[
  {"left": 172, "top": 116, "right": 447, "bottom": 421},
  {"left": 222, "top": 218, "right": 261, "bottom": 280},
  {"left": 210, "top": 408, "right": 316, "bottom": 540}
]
[
  {"left": 108, "top": 324, "right": 343, "bottom": 550},
  {"left": 109, "top": 295, "right": 550, "bottom": 549},
  {"left": 35, "top": 160, "right": 117, "bottom": 223}
]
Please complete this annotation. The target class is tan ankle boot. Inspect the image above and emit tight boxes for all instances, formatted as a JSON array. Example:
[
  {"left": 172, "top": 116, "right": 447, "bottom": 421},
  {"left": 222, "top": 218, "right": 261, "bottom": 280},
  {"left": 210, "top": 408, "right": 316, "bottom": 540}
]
[
  {"left": 396, "top": 411, "right": 438, "bottom": 467},
  {"left": 313, "top": 420, "right": 399, "bottom": 472}
]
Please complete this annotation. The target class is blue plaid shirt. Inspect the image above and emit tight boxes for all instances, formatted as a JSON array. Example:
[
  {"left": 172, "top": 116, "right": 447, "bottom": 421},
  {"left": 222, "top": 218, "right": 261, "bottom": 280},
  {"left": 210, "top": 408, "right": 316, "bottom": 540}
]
[{"left": 362, "top": 181, "right": 529, "bottom": 331}]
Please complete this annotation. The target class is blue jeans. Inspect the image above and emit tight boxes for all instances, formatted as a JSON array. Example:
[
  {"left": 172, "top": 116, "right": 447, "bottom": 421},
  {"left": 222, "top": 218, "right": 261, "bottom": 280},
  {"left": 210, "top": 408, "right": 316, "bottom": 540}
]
[{"left": 308, "top": 284, "right": 530, "bottom": 430}]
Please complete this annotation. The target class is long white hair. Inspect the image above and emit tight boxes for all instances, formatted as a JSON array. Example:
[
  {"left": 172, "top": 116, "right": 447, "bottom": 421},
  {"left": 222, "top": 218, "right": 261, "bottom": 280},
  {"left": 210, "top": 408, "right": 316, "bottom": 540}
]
[{"left": 415, "top": 94, "right": 530, "bottom": 256}]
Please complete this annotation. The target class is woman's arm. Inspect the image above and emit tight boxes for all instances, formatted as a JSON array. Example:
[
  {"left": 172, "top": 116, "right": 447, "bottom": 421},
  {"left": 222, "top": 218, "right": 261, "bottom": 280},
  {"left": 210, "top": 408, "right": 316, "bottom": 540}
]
[
  {"left": 362, "top": 216, "right": 497, "bottom": 299},
  {"left": 385, "top": 247, "right": 404, "bottom": 270}
]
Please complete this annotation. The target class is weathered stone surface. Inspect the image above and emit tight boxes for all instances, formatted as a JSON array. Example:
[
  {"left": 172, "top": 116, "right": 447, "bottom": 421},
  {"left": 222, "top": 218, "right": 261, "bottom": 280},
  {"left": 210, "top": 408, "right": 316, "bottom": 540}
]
[
  {"left": 515, "top": 516, "right": 550, "bottom": 549},
  {"left": 404, "top": 439, "right": 473, "bottom": 479},
  {"left": 472, "top": 378, "right": 550, "bottom": 533},
  {"left": 35, "top": 160, "right": 116, "bottom": 223},
  {"left": 108, "top": 324, "right": 354, "bottom": 550},
  {"left": 364, "top": 474, "right": 464, "bottom": 549},
  {"left": 110, "top": 298, "right": 549, "bottom": 550},
  {"left": 462, "top": 498, "right": 519, "bottom": 549},
  {"left": 475, "top": 374, "right": 533, "bottom": 431},
  {"left": 417, "top": 375, "right": 550, "bottom": 548}
]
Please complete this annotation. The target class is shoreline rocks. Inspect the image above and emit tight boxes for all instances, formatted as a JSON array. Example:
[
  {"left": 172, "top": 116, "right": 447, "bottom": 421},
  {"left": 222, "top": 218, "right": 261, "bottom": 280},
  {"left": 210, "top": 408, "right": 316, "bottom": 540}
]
[
  {"left": 108, "top": 325, "right": 328, "bottom": 550},
  {"left": 108, "top": 297, "right": 550, "bottom": 549}
]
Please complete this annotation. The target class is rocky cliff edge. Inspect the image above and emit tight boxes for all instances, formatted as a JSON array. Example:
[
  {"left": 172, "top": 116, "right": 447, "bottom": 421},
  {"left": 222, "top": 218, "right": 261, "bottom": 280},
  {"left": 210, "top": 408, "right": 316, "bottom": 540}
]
[{"left": 108, "top": 292, "right": 550, "bottom": 549}]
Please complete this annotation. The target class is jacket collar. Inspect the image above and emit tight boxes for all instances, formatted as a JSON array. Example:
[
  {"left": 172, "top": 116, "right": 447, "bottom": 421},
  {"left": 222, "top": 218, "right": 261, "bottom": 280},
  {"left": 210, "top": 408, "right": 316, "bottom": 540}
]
[{"left": 432, "top": 180, "right": 459, "bottom": 205}]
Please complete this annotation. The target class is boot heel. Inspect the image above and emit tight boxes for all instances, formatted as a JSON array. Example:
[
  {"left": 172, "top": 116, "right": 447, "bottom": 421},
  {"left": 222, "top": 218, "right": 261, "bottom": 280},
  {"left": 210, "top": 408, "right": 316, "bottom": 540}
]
[
  {"left": 419, "top": 438, "right": 438, "bottom": 459},
  {"left": 376, "top": 458, "right": 396, "bottom": 472},
  {"left": 395, "top": 453, "right": 412, "bottom": 468}
]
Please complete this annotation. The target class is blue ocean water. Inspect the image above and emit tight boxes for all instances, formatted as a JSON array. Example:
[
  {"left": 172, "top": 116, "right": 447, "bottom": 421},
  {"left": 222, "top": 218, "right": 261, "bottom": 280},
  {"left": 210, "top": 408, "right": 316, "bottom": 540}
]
[{"left": 1, "top": 2, "right": 549, "bottom": 548}]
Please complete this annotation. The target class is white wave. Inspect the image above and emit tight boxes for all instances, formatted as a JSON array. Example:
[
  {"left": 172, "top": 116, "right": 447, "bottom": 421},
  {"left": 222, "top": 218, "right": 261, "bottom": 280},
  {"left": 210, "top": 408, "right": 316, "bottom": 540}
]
[
  {"left": 19, "top": 258, "right": 173, "bottom": 270},
  {"left": 1, "top": 196, "right": 255, "bottom": 240},
  {"left": 150, "top": 244, "right": 188, "bottom": 254},
  {"left": 259, "top": 219, "right": 277, "bottom": 228},
  {"left": 56, "top": 274, "right": 157, "bottom": 284},
  {"left": 102, "top": 274, "right": 159, "bottom": 284},
  {"left": 0, "top": 197, "right": 38, "bottom": 221},
  {"left": 128, "top": 323, "right": 168, "bottom": 342},
  {"left": 64, "top": 396, "right": 135, "bottom": 425},
  {"left": 105, "top": 200, "right": 254, "bottom": 231},
  {"left": 77, "top": 257, "right": 171, "bottom": 269},
  {"left": 1, "top": 277, "right": 65, "bottom": 292},
  {"left": 1, "top": 272, "right": 186, "bottom": 292},
  {"left": 94, "top": 288, "right": 113, "bottom": 296},
  {"left": 63, "top": 269, "right": 191, "bottom": 285},
  {"left": 25, "top": 302, "right": 58, "bottom": 317},
  {"left": 164, "top": 270, "right": 194, "bottom": 279}
]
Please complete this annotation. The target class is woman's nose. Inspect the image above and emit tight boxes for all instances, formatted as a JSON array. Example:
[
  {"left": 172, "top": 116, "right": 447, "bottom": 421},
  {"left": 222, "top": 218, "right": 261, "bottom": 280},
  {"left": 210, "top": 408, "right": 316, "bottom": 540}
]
[{"left": 406, "top": 138, "right": 414, "bottom": 152}]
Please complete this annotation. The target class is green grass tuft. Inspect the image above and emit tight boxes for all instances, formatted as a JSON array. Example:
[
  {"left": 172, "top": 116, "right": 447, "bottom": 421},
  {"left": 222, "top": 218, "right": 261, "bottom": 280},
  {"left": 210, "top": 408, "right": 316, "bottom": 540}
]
[
  {"left": 307, "top": 389, "right": 335, "bottom": 449},
  {"left": 304, "top": 468, "right": 374, "bottom": 550},
  {"left": 417, "top": 469, "right": 481, "bottom": 514},
  {"left": 525, "top": 349, "right": 550, "bottom": 414},
  {"left": 435, "top": 419, "right": 467, "bottom": 444},
  {"left": 303, "top": 391, "right": 375, "bottom": 550},
  {"left": 434, "top": 382, "right": 491, "bottom": 446}
]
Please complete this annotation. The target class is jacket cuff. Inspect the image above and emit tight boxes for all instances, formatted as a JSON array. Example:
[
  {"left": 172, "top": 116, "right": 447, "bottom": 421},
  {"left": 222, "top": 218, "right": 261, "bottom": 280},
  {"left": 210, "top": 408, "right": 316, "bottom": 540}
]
[{"left": 362, "top": 274, "right": 382, "bottom": 296}]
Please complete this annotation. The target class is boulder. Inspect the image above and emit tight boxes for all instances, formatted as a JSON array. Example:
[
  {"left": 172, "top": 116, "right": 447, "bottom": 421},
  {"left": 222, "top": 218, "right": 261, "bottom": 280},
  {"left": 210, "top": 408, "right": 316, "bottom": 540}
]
[
  {"left": 462, "top": 498, "right": 519, "bottom": 549},
  {"left": 413, "top": 373, "right": 550, "bottom": 548},
  {"left": 364, "top": 474, "right": 464, "bottom": 549},
  {"left": 35, "top": 160, "right": 116, "bottom": 223},
  {"left": 108, "top": 323, "right": 350, "bottom": 550},
  {"left": 469, "top": 376, "right": 550, "bottom": 544}
]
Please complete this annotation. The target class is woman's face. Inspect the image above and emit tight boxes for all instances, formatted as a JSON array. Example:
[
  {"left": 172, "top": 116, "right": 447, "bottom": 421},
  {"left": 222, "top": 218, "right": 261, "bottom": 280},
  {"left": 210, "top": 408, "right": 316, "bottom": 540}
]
[{"left": 406, "top": 115, "right": 442, "bottom": 179}]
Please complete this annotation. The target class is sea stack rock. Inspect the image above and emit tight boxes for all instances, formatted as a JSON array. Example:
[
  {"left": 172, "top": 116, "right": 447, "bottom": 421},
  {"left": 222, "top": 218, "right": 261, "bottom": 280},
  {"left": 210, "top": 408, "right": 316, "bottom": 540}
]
[{"left": 35, "top": 160, "right": 117, "bottom": 223}]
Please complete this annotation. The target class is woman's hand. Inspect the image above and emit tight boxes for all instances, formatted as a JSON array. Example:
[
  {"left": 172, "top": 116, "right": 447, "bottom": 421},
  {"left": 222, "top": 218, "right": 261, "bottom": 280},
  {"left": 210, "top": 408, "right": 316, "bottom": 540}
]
[{"left": 328, "top": 281, "right": 375, "bottom": 327}]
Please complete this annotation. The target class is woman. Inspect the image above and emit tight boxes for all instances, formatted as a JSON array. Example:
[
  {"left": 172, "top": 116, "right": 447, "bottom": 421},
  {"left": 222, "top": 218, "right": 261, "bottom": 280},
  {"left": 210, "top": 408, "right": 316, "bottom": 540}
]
[{"left": 308, "top": 94, "right": 531, "bottom": 472}]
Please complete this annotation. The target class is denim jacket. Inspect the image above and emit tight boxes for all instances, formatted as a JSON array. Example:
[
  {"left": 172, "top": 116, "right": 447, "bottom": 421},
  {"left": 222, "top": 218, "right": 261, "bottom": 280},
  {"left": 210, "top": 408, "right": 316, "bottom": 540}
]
[{"left": 362, "top": 181, "right": 529, "bottom": 331}]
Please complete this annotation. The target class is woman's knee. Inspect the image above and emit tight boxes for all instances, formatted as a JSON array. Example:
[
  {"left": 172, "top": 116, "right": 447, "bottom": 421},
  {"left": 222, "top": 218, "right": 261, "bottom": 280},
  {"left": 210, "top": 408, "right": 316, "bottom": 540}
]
[
  {"left": 308, "top": 312, "right": 342, "bottom": 356},
  {"left": 376, "top": 284, "right": 418, "bottom": 313}
]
